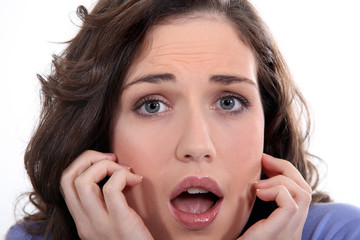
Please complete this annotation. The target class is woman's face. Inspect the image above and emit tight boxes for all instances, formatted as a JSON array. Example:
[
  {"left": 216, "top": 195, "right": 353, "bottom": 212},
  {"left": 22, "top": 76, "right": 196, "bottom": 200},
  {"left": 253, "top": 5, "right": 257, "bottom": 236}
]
[{"left": 111, "top": 14, "right": 264, "bottom": 239}]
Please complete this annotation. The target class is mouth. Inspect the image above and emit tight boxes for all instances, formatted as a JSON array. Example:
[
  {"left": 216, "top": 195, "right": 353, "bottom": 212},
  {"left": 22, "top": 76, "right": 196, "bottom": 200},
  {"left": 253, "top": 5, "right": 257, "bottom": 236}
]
[{"left": 169, "top": 176, "right": 224, "bottom": 230}]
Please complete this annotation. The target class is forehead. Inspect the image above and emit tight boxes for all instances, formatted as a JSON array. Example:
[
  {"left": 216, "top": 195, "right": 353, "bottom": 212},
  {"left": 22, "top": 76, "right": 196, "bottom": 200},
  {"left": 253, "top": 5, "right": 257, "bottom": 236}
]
[{"left": 125, "top": 13, "right": 257, "bottom": 84}]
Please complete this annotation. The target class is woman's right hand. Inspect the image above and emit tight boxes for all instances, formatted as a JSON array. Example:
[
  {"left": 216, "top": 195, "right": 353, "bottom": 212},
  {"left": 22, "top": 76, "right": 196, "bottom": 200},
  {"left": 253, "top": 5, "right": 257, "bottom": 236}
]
[{"left": 60, "top": 150, "right": 154, "bottom": 240}]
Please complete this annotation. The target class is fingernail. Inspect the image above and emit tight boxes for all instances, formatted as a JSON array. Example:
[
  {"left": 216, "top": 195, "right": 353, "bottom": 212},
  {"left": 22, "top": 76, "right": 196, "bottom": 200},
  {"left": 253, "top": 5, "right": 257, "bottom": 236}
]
[
  {"left": 136, "top": 174, "right": 144, "bottom": 180},
  {"left": 127, "top": 168, "right": 143, "bottom": 179}
]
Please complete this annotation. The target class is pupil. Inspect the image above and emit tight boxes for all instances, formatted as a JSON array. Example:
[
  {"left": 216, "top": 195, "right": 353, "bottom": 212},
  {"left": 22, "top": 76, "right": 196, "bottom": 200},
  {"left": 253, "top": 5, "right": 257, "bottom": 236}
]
[
  {"left": 221, "top": 98, "right": 234, "bottom": 110},
  {"left": 145, "top": 101, "right": 160, "bottom": 113}
]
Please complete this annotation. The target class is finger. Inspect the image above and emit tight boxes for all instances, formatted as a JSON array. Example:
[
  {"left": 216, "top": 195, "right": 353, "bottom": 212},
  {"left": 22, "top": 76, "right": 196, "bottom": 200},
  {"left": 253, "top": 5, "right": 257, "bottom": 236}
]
[
  {"left": 256, "top": 185, "right": 301, "bottom": 237},
  {"left": 60, "top": 151, "right": 117, "bottom": 223},
  {"left": 262, "top": 154, "right": 312, "bottom": 194},
  {"left": 103, "top": 169, "right": 143, "bottom": 222},
  {"left": 61, "top": 150, "right": 117, "bottom": 196},
  {"left": 60, "top": 150, "right": 116, "bottom": 212},
  {"left": 240, "top": 185, "right": 300, "bottom": 240},
  {"left": 73, "top": 159, "right": 129, "bottom": 226},
  {"left": 61, "top": 183, "right": 88, "bottom": 226},
  {"left": 255, "top": 175, "right": 312, "bottom": 207},
  {"left": 62, "top": 150, "right": 117, "bottom": 182},
  {"left": 257, "top": 185, "right": 297, "bottom": 210}
]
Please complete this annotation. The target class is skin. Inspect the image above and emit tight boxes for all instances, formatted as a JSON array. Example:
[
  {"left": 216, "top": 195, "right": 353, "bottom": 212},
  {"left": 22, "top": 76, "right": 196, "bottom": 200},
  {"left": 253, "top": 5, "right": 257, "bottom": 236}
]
[
  {"left": 60, "top": 14, "right": 312, "bottom": 240},
  {"left": 111, "top": 14, "right": 263, "bottom": 239}
]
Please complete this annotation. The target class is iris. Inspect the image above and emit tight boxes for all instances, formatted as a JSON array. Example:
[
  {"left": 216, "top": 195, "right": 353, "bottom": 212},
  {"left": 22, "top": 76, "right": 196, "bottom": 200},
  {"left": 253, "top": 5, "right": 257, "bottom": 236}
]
[
  {"left": 220, "top": 97, "right": 235, "bottom": 110},
  {"left": 145, "top": 100, "right": 160, "bottom": 113}
]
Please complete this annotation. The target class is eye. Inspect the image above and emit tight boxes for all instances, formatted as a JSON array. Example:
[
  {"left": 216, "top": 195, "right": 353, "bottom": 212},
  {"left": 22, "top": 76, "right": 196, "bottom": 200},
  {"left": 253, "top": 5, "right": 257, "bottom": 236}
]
[
  {"left": 134, "top": 96, "right": 170, "bottom": 117},
  {"left": 213, "top": 93, "right": 249, "bottom": 114}
]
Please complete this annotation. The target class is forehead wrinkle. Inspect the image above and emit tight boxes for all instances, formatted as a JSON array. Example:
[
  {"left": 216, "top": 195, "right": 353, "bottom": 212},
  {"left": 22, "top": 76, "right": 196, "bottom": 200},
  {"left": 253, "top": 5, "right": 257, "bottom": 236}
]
[
  {"left": 135, "top": 15, "right": 253, "bottom": 68},
  {"left": 151, "top": 37, "right": 229, "bottom": 52},
  {"left": 148, "top": 43, "right": 231, "bottom": 66},
  {"left": 149, "top": 51, "right": 228, "bottom": 65},
  {"left": 127, "top": 15, "right": 257, "bottom": 88}
]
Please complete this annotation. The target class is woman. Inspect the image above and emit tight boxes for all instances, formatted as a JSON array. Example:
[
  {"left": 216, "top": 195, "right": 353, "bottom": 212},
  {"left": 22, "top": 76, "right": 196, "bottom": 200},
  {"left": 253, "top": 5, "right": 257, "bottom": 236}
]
[{"left": 7, "top": 0, "right": 360, "bottom": 239}]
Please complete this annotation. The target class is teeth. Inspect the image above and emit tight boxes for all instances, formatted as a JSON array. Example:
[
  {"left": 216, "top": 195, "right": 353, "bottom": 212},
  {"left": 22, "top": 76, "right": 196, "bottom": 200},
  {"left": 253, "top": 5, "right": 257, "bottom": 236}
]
[{"left": 186, "top": 188, "right": 209, "bottom": 194}]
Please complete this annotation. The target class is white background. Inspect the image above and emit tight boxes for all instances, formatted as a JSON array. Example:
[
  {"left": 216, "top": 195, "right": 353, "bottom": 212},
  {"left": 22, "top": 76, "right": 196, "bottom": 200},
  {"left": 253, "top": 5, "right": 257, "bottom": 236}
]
[{"left": 1, "top": 0, "right": 359, "bottom": 236}]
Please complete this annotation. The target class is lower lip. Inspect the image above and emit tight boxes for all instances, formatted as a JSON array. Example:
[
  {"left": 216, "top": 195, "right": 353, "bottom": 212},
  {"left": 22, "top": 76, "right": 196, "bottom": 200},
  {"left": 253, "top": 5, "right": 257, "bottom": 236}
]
[{"left": 169, "top": 198, "right": 223, "bottom": 230}]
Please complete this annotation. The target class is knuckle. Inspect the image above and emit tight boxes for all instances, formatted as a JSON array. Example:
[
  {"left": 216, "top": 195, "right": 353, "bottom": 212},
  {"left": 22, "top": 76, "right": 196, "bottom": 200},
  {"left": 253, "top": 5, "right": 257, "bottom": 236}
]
[
  {"left": 102, "top": 182, "right": 115, "bottom": 195},
  {"left": 283, "top": 160, "right": 294, "bottom": 169},
  {"left": 60, "top": 169, "right": 72, "bottom": 182},
  {"left": 60, "top": 171, "right": 73, "bottom": 190},
  {"left": 59, "top": 174, "right": 67, "bottom": 187},
  {"left": 279, "top": 185, "right": 288, "bottom": 193},
  {"left": 74, "top": 175, "right": 87, "bottom": 189},
  {"left": 302, "top": 190, "right": 312, "bottom": 205},
  {"left": 83, "top": 149, "right": 96, "bottom": 156},
  {"left": 114, "top": 168, "right": 128, "bottom": 177},
  {"left": 102, "top": 170, "right": 126, "bottom": 194},
  {"left": 305, "top": 184, "right": 313, "bottom": 195},
  {"left": 285, "top": 202, "right": 299, "bottom": 215},
  {"left": 278, "top": 185, "right": 298, "bottom": 214},
  {"left": 94, "top": 158, "right": 112, "bottom": 167},
  {"left": 276, "top": 175, "right": 288, "bottom": 185}
]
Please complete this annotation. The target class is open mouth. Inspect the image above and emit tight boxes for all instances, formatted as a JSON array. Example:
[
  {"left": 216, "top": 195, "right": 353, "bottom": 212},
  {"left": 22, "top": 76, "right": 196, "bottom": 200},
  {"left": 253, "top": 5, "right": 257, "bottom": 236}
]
[
  {"left": 169, "top": 176, "right": 224, "bottom": 229},
  {"left": 171, "top": 187, "right": 220, "bottom": 214}
]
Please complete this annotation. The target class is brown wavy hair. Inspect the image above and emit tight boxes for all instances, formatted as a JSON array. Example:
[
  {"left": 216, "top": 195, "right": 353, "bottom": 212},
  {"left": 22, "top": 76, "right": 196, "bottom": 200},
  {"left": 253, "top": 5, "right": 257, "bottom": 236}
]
[{"left": 21, "top": 0, "right": 329, "bottom": 239}]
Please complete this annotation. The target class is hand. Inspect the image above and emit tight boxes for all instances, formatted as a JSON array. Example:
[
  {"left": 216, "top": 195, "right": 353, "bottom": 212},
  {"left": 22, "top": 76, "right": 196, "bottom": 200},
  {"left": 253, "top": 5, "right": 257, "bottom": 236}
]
[
  {"left": 60, "top": 150, "right": 154, "bottom": 240},
  {"left": 238, "top": 154, "right": 312, "bottom": 240}
]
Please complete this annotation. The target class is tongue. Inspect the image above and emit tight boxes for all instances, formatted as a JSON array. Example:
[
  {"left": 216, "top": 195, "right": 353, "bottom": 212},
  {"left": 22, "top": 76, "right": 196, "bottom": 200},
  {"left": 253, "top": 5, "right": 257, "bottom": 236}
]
[{"left": 171, "top": 192, "right": 215, "bottom": 214}]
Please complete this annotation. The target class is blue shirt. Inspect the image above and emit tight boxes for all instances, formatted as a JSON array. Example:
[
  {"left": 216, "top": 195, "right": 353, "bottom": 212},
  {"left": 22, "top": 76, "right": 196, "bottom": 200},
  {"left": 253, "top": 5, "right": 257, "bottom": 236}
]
[
  {"left": 302, "top": 203, "right": 360, "bottom": 239},
  {"left": 6, "top": 203, "right": 360, "bottom": 239}
]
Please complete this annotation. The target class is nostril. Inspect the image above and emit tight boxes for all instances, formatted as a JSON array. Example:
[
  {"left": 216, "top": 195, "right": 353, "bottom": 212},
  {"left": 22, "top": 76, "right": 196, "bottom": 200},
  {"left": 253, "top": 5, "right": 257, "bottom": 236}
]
[{"left": 183, "top": 153, "right": 211, "bottom": 161}]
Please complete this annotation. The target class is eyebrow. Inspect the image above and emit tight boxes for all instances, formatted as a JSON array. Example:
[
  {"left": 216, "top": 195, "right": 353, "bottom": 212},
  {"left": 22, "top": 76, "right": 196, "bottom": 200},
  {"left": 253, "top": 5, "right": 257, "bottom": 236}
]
[
  {"left": 209, "top": 75, "right": 257, "bottom": 87},
  {"left": 124, "top": 73, "right": 175, "bottom": 89},
  {"left": 124, "top": 73, "right": 257, "bottom": 89}
]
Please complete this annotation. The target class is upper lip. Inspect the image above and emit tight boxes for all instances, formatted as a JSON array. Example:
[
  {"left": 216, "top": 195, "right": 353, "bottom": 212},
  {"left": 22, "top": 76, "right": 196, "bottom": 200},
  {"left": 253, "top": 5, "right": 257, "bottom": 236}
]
[{"left": 170, "top": 176, "right": 224, "bottom": 200}]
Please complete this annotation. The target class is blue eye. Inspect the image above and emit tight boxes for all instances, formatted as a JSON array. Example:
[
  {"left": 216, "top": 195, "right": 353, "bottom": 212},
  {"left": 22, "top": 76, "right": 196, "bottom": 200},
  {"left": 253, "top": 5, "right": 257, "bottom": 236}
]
[
  {"left": 219, "top": 97, "right": 236, "bottom": 110},
  {"left": 136, "top": 97, "right": 170, "bottom": 116},
  {"left": 214, "top": 94, "right": 248, "bottom": 114},
  {"left": 144, "top": 100, "right": 161, "bottom": 113}
]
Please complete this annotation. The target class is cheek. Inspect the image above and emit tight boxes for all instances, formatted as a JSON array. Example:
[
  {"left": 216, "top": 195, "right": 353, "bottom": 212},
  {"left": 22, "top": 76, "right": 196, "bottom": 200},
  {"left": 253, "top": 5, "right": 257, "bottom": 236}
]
[
  {"left": 112, "top": 121, "right": 171, "bottom": 171},
  {"left": 219, "top": 117, "right": 263, "bottom": 179},
  {"left": 227, "top": 123, "right": 262, "bottom": 199},
  {"left": 111, "top": 123, "right": 164, "bottom": 211},
  {"left": 217, "top": 114, "right": 264, "bottom": 171},
  {"left": 111, "top": 121, "right": 180, "bottom": 238},
  {"left": 208, "top": 115, "right": 263, "bottom": 235},
  {"left": 111, "top": 119, "right": 178, "bottom": 193}
]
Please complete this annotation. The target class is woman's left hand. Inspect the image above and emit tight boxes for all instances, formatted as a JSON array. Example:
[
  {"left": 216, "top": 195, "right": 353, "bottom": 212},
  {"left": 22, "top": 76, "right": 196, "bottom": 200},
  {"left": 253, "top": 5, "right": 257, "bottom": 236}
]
[{"left": 238, "top": 154, "right": 312, "bottom": 240}]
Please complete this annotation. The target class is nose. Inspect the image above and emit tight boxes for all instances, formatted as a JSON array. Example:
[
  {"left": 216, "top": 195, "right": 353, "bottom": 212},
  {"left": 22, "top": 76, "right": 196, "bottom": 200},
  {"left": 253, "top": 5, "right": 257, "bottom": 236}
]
[{"left": 175, "top": 110, "right": 216, "bottom": 162}]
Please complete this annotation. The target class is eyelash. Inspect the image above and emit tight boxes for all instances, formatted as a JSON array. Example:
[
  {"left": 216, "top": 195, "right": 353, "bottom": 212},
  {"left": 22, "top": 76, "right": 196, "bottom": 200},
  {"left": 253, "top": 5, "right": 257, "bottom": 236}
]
[
  {"left": 133, "top": 95, "right": 171, "bottom": 119},
  {"left": 133, "top": 92, "right": 250, "bottom": 119},
  {"left": 213, "top": 92, "right": 250, "bottom": 116}
]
